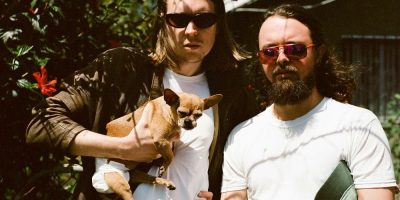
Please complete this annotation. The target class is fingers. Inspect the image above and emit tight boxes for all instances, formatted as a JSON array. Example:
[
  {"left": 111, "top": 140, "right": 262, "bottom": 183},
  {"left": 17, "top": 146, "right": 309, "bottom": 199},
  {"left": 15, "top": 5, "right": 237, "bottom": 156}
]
[
  {"left": 198, "top": 191, "right": 213, "bottom": 200},
  {"left": 123, "top": 102, "right": 160, "bottom": 162},
  {"left": 136, "top": 103, "right": 154, "bottom": 128},
  {"left": 128, "top": 103, "right": 153, "bottom": 138}
]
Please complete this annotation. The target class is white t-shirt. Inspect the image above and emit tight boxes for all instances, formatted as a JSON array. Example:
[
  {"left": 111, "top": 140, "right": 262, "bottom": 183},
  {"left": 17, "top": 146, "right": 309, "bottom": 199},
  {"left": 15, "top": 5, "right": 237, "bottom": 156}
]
[
  {"left": 222, "top": 97, "right": 397, "bottom": 200},
  {"left": 133, "top": 68, "right": 213, "bottom": 200}
]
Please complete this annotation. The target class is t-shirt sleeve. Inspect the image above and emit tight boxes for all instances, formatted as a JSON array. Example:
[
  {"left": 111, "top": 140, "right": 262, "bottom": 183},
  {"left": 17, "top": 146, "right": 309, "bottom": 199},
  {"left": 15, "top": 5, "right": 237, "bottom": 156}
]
[
  {"left": 347, "top": 116, "right": 398, "bottom": 189},
  {"left": 221, "top": 127, "right": 248, "bottom": 193}
]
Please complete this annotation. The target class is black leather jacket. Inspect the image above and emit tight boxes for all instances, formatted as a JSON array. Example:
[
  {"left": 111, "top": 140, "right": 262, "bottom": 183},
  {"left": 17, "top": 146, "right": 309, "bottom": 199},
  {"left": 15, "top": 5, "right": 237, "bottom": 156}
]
[{"left": 26, "top": 47, "right": 260, "bottom": 199}]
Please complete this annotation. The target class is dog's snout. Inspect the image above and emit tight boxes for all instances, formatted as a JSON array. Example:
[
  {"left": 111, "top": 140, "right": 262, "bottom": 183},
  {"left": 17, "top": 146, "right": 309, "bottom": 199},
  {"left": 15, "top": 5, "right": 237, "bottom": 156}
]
[
  {"left": 183, "top": 119, "right": 195, "bottom": 130},
  {"left": 184, "top": 119, "right": 191, "bottom": 126}
]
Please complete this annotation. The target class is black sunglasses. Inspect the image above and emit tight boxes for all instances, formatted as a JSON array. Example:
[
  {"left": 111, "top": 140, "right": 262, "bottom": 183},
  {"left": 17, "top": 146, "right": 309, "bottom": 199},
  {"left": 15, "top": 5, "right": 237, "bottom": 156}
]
[
  {"left": 165, "top": 13, "right": 218, "bottom": 29},
  {"left": 257, "top": 43, "right": 315, "bottom": 64}
]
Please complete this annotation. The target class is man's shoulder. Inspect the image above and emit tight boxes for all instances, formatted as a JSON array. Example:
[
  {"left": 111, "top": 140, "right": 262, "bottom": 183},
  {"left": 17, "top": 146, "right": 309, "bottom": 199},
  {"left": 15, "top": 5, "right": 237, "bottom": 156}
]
[
  {"left": 97, "top": 47, "right": 152, "bottom": 62},
  {"left": 89, "top": 47, "right": 156, "bottom": 73},
  {"left": 327, "top": 98, "right": 377, "bottom": 117}
]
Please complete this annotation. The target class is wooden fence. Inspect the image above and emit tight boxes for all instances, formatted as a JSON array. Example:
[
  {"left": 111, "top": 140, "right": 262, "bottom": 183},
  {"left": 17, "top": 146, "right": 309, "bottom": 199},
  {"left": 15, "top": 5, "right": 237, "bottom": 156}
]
[{"left": 342, "top": 35, "right": 400, "bottom": 118}]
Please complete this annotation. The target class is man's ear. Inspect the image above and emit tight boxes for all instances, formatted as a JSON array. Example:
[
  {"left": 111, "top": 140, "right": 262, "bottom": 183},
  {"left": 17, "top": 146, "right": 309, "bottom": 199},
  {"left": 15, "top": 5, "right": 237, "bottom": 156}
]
[
  {"left": 203, "top": 94, "right": 223, "bottom": 110},
  {"left": 164, "top": 88, "right": 180, "bottom": 107}
]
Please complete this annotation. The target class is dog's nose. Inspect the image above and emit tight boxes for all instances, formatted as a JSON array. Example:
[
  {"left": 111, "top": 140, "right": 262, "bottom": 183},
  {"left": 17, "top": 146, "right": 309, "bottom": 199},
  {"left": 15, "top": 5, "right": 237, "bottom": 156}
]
[
  {"left": 184, "top": 119, "right": 194, "bottom": 130},
  {"left": 184, "top": 119, "right": 191, "bottom": 126}
]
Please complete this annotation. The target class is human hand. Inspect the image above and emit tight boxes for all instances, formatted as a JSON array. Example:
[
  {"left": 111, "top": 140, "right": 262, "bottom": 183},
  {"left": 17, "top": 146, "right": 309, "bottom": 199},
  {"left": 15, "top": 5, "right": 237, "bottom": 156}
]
[
  {"left": 119, "top": 103, "right": 160, "bottom": 162},
  {"left": 198, "top": 191, "right": 213, "bottom": 200}
]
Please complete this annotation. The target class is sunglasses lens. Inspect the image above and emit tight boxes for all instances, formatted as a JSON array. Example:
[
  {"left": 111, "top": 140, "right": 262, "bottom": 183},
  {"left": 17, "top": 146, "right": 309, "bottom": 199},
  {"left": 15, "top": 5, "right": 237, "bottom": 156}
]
[
  {"left": 285, "top": 44, "right": 307, "bottom": 59},
  {"left": 166, "top": 14, "right": 191, "bottom": 28},
  {"left": 193, "top": 13, "right": 217, "bottom": 28},
  {"left": 258, "top": 44, "right": 310, "bottom": 64},
  {"left": 166, "top": 13, "right": 217, "bottom": 28},
  {"left": 263, "top": 48, "right": 278, "bottom": 58},
  {"left": 258, "top": 47, "right": 278, "bottom": 64}
]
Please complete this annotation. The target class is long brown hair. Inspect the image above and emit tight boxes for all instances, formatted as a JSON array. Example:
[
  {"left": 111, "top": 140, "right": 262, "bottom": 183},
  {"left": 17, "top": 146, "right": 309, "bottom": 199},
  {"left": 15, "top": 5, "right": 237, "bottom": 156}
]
[
  {"left": 153, "top": 0, "right": 249, "bottom": 72},
  {"left": 264, "top": 4, "right": 358, "bottom": 103}
]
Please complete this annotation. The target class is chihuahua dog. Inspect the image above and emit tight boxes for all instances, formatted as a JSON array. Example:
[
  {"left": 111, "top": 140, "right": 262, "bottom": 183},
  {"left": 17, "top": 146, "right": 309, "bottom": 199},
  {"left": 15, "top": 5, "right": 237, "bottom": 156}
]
[{"left": 100, "top": 88, "right": 222, "bottom": 200}]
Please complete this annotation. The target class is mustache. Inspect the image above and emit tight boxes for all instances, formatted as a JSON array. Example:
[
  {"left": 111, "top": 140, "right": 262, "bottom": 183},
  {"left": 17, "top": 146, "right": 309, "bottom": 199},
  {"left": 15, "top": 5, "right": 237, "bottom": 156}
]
[{"left": 272, "top": 64, "right": 298, "bottom": 77}]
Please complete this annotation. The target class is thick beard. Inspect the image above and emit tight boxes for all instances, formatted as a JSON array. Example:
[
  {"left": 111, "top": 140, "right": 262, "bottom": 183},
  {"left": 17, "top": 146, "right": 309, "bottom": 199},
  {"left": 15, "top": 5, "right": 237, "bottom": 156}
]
[{"left": 267, "top": 65, "right": 316, "bottom": 105}]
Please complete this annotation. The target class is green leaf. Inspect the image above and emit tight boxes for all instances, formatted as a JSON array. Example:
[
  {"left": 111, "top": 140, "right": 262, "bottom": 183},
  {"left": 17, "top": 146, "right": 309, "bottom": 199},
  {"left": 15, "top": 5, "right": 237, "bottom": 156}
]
[
  {"left": 34, "top": 56, "right": 49, "bottom": 66},
  {"left": 9, "top": 14, "right": 18, "bottom": 21},
  {"left": 30, "top": 0, "right": 38, "bottom": 8},
  {"left": 42, "top": 46, "right": 56, "bottom": 54},
  {"left": 0, "top": 29, "right": 22, "bottom": 43},
  {"left": 31, "top": 17, "right": 47, "bottom": 35},
  {"left": 16, "top": 79, "right": 37, "bottom": 91},
  {"left": 16, "top": 45, "right": 34, "bottom": 57},
  {"left": 51, "top": 5, "right": 64, "bottom": 18},
  {"left": 11, "top": 59, "right": 20, "bottom": 70}
]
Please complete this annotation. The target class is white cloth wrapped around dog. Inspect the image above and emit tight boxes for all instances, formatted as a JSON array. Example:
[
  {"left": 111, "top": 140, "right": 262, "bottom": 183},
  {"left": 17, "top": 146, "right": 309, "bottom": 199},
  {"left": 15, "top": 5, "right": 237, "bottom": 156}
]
[{"left": 92, "top": 158, "right": 130, "bottom": 193}]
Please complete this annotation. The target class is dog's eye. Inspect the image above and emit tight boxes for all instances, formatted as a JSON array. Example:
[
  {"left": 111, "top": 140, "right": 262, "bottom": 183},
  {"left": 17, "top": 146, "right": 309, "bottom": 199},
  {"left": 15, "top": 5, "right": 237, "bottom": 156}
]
[
  {"left": 193, "top": 113, "right": 202, "bottom": 118},
  {"left": 178, "top": 111, "right": 188, "bottom": 117}
]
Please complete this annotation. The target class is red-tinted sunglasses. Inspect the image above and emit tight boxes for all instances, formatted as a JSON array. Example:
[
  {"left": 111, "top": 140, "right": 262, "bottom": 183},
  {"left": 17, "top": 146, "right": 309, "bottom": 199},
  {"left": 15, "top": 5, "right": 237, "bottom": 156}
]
[
  {"left": 165, "top": 13, "right": 218, "bottom": 29},
  {"left": 257, "top": 43, "right": 315, "bottom": 64}
]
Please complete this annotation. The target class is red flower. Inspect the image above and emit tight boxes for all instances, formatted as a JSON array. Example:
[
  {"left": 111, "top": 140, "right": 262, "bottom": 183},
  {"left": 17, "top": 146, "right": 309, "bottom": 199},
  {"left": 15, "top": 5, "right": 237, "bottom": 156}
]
[
  {"left": 28, "top": 7, "right": 39, "bottom": 15},
  {"left": 33, "top": 66, "right": 57, "bottom": 96}
]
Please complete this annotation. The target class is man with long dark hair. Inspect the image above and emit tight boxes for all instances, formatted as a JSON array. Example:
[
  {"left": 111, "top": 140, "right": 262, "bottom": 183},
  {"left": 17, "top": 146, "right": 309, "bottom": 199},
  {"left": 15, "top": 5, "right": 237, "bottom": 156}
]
[{"left": 221, "top": 4, "right": 398, "bottom": 200}]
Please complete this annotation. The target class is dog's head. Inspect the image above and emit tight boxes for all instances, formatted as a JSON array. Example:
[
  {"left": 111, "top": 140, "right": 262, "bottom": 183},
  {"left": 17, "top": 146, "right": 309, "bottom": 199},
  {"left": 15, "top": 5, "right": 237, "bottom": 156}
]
[{"left": 163, "top": 88, "right": 223, "bottom": 130}]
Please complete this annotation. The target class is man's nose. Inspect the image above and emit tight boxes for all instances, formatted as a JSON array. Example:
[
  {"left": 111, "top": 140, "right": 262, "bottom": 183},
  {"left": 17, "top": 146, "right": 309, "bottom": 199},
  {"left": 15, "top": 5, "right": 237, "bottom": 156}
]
[
  {"left": 276, "top": 47, "right": 290, "bottom": 64},
  {"left": 185, "top": 21, "right": 198, "bottom": 36}
]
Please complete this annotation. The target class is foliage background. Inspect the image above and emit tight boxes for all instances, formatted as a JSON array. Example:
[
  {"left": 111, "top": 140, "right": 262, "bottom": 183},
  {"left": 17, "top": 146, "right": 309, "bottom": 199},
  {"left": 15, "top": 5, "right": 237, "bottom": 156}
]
[
  {"left": 383, "top": 94, "right": 400, "bottom": 181},
  {"left": 0, "top": 0, "right": 157, "bottom": 198},
  {"left": 0, "top": 0, "right": 398, "bottom": 199}
]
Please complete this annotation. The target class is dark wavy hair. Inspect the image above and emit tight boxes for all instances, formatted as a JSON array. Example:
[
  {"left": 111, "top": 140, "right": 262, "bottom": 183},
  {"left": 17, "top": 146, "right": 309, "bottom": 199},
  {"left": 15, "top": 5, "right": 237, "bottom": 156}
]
[
  {"left": 264, "top": 4, "right": 357, "bottom": 103},
  {"left": 153, "top": 0, "right": 249, "bottom": 72}
]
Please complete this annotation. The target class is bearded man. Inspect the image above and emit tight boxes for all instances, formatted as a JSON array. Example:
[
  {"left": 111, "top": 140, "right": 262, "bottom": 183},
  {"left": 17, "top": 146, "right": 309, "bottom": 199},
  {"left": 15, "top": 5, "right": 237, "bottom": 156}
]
[{"left": 220, "top": 4, "right": 398, "bottom": 200}]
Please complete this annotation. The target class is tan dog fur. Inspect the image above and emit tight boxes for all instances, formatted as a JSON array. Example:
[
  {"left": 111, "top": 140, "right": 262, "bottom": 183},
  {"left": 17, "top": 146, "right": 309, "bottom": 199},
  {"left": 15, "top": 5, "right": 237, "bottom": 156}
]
[{"left": 103, "top": 88, "right": 223, "bottom": 200}]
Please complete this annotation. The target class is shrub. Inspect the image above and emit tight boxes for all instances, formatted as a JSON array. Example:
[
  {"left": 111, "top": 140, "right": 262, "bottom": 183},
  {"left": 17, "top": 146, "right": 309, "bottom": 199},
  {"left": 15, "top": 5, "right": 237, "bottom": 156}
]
[
  {"left": 0, "top": 1, "right": 156, "bottom": 198},
  {"left": 382, "top": 93, "right": 400, "bottom": 181}
]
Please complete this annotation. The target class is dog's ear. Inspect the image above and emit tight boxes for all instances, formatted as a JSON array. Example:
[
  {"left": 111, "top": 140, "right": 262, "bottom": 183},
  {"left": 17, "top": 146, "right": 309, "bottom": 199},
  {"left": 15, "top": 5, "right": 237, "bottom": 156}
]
[
  {"left": 203, "top": 94, "right": 223, "bottom": 110},
  {"left": 164, "top": 88, "right": 180, "bottom": 107}
]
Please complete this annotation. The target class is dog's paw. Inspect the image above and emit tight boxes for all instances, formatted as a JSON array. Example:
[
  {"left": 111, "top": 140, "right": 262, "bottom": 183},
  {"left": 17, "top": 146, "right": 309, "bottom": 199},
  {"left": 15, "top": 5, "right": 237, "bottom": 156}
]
[
  {"left": 167, "top": 183, "right": 176, "bottom": 190},
  {"left": 162, "top": 179, "right": 176, "bottom": 190},
  {"left": 158, "top": 166, "right": 166, "bottom": 177},
  {"left": 154, "top": 177, "right": 176, "bottom": 190}
]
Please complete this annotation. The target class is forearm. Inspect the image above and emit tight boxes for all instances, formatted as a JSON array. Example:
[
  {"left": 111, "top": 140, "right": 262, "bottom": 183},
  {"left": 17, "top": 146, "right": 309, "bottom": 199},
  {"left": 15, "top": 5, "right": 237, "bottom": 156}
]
[
  {"left": 357, "top": 188, "right": 395, "bottom": 200},
  {"left": 69, "top": 130, "right": 126, "bottom": 159},
  {"left": 70, "top": 105, "right": 159, "bottom": 162},
  {"left": 25, "top": 97, "right": 124, "bottom": 159},
  {"left": 221, "top": 190, "right": 247, "bottom": 200}
]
